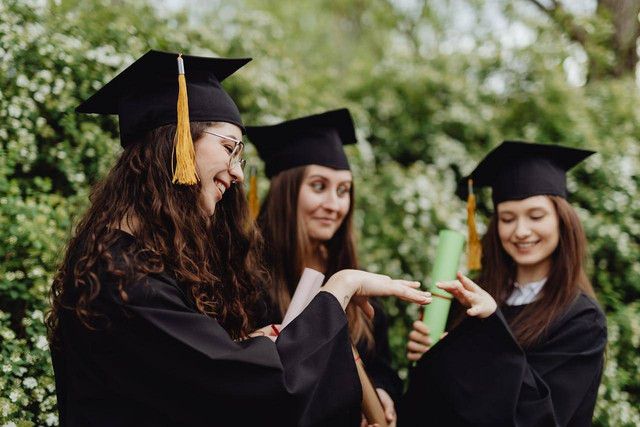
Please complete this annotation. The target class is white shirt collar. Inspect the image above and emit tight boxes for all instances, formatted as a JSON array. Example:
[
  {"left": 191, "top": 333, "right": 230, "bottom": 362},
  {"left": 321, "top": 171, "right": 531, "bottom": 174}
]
[{"left": 505, "top": 277, "right": 547, "bottom": 306}]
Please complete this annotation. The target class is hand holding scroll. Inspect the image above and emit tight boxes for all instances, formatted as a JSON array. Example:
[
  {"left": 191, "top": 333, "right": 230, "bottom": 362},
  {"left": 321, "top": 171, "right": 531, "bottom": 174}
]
[{"left": 406, "top": 321, "right": 432, "bottom": 361}]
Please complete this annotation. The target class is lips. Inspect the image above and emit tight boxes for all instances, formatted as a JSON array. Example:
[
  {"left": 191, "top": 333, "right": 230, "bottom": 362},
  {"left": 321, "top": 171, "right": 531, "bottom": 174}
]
[
  {"left": 313, "top": 217, "right": 337, "bottom": 225},
  {"left": 513, "top": 241, "right": 540, "bottom": 252},
  {"left": 516, "top": 242, "right": 536, "bottom": 247},
  {"left": 214, "top": 179, "right": 228, "bottom": 200}
]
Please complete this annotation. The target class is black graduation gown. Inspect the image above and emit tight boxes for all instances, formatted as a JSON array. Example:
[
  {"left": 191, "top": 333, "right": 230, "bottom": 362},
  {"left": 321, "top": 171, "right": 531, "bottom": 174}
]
[
  {"left": 51, "top": 235, "right": 362, "bottom": 427},
  {"left": 359, "top": 299, "right": 403, "bottom": 402},
  {"left": 269, "top": 296, "right": 402, "bottom": 404},
  {"left": 399, "top": 293, "right": 607, "bottom": 427}
]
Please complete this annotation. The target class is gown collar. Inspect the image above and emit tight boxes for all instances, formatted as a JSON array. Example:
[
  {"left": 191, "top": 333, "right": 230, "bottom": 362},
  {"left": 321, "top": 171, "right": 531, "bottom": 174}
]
[{"left": 505, "top": 277, "right": 547, "bottom": 306}]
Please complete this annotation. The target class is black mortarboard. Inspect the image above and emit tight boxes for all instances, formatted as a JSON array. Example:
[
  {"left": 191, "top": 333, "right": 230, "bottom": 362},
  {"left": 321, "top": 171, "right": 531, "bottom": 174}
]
[
  {"left": 460, "top": 141, "right": 595, "bottom": 206},
  {"left": 76, "top": 49, "right": 251, "bottom": 146},
  {"left": 246, "top": 108, "right": 357, "bottom": 178}
]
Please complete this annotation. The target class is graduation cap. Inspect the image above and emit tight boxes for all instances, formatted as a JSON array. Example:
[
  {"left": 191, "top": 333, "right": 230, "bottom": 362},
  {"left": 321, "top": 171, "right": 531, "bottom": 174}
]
[
  {"left": 76, "top": 49, "right": 251, "bottom": 185},
  {"left": 460, "top": 141, "right": 595, "bottom": 270},
  {"left": 246, "top": 108, "right": 357, "bottom": 179}
]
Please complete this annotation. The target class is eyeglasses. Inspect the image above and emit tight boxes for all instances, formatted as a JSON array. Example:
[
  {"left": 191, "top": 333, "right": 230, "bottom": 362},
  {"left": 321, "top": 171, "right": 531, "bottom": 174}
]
[{"left": 203, "top": 130, "right": 246, "bottom": 171}]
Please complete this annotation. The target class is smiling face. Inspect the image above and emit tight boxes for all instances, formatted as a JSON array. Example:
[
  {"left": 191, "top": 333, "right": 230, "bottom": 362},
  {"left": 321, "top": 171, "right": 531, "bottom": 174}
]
[
  {"left": 497, "top": 195, "right": 560, "bottom": 273},
  {"left": 194, "top": 122, "right": 244, "bottom": 216},
  {"left": 297, "top": 165, "right": 352, "bottom": 243}
]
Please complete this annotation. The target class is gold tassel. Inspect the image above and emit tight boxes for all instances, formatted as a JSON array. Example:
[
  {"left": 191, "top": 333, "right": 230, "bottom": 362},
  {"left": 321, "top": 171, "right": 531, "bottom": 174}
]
[
  {"left": 248, "top": 165, "right": 259, "bottom": 221},
  {"left": 467, "top": 179, "right": 482, "bottom": 270},
  {"left": 172, "top": 53, "right": 198, "bottom": 185}
]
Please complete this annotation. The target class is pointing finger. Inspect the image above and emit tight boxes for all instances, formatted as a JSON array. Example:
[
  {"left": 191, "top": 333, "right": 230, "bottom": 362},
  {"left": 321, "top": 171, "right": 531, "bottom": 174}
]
[{"left": 457, "top": 271, "right": 480, "bottom": 292}]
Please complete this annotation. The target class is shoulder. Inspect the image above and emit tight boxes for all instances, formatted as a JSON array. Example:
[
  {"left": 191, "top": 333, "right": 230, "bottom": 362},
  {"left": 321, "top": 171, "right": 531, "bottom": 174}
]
[
  {"left": 541, "top": 292, "right": 607, "bottom": 349},
  {"left": 560, "top": 292, "right": 607, "bottom": 329},
  {"left": 92, "top": 233, "right": 194, "bottom": 312},
  {"left": 125, "top": 273, "right": 194, "bottom": 311}
]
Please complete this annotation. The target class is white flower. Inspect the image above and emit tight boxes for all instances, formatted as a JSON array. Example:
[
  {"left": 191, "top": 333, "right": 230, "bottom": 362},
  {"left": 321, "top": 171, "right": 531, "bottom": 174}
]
[
  {"left": 23, "top": 377, "right": 37, "bottom": 389},
  {"left": 2, "top": 364, "right": 11, "bottom": 373},
  {"left": 0, "top": 329, "right": 16, "bottom": 340},
  {"left": 45, "top": 413, "right": 59, "bottom": 426},
  {"left": 2, "top": 422, "right": 18, "bottom": 427},
  {"left": 31, "top": 309, "right": 44, "bottom": 321},
  {"left": 16, "top": 75, "right": 29, "bottom": 88},
  {"left": 33, "top": 387, "right": 45, "bottom": 402},
  {"left": 9, "top": 390, "right": 19, "bottom": 402},
  {"left": 35, "top": 335, "right": 49, "bottom": 351}
]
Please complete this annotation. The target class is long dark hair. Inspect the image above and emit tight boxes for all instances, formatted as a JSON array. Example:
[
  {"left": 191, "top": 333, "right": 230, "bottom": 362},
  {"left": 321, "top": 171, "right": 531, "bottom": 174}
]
[
  {"left": 476, "top": 195, "right": 595, "bottom": 348},
  {"left": 257, "top": 165, "right": 374, "bottom": 350},
  {"left": 47, "top": 122, "right": 268, "bottom": 342}
]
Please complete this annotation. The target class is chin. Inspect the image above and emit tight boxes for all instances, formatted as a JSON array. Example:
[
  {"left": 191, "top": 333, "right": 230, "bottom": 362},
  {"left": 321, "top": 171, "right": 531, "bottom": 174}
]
[
  {"left": 309, "top": 230, "right": 335, "bottom": 242},
  {"left": 509, "top": 251, "right": 548, "bottom": 267},
  {"left": 201, "top": 196, "right": 217, "bottom": 216}
]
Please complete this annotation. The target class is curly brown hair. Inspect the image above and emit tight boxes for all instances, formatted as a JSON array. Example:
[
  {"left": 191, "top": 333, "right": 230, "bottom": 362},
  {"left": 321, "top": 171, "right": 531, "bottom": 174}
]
[{"left": 47, "top": 122, "right": 269, "bottom": 343}]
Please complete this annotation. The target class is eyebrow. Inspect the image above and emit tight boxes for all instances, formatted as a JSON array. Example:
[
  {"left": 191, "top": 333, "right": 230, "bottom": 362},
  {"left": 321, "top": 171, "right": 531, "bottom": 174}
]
[
  {"left": 499, "top": 207, "right": 548, "bottom": 215},
  {"left": 204, "top": 130, "right": 242, "bottom": 144},
  {"left": 223, "top": 135, "right": 242, "bottom": 144},
  {"left": 307, "top": 174, "right": 352, "bottom": 184}
]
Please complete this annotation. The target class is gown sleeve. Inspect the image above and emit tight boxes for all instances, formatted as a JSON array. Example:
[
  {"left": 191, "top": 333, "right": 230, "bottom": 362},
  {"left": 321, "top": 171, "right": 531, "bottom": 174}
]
[
  {"left": 55, "top": 272, "right": 362, "bottom": 426},
  {"left": 399, "top": 294, "right": 607, "bottom": 427},
  {"left": 358, "top": 299, "right": 403, "bottom": 402}
]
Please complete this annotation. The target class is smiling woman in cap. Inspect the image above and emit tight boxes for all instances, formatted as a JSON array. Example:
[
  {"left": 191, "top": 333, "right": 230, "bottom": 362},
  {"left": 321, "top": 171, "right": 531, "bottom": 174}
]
[
  {"left": 401, "top": 141, "right": 607, "bottom": 426},
  {"left": 46, "top": 50, "right": 431, "bottom": 426},
  {"left": 248, "top": 109, "right": 403, "bottom": 426}
]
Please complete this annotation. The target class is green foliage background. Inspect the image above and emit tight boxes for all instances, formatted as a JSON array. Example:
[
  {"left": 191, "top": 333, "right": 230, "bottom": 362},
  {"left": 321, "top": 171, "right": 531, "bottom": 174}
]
[{"left": 1, "top": 0, "right": 638, "bottom": 425}]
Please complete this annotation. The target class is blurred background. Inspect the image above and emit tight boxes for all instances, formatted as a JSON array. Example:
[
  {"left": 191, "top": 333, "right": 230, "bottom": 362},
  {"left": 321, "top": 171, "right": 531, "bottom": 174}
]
[{"left": 1, "top": 0, "right": 639, "bottom": 425}]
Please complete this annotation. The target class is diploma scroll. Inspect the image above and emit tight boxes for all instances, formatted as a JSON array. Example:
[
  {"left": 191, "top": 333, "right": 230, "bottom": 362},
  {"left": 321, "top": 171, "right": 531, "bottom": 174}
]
[
  {"left": 352, "top": 346, "right": 388, "bottom": 427},
  {"left": 281, "top": 268, "right": 325, "bottom": 329},
  {"left": 421, "top": 229, "right": 465, "bottom": 346}
]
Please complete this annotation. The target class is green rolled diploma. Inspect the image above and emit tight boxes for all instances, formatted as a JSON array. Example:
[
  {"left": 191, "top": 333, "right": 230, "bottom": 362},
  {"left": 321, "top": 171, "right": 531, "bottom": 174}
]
[{"left": 421, "top": 229, "right": 465, "bottom": 346}]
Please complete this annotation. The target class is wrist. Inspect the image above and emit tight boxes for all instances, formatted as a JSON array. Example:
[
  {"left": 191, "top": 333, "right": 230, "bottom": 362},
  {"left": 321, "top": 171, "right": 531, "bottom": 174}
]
[
  {"left": 328, "top": 270, "right": 359, "bottom": 296},
  {"left": 479, "top": 301, "right": 498, "bottom": 319},
  {"left": 323, "top": 270, "right": 358, "bottom": 310}
]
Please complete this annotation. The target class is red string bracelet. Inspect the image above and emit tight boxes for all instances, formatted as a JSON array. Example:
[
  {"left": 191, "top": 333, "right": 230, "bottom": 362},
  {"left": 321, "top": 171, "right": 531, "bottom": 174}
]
[{"left": 271, "top": 324, "right": 280, "bottom": 336}]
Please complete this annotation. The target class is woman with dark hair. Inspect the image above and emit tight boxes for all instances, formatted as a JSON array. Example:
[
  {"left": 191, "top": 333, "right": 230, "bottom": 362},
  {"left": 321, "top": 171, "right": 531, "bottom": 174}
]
[
  {"left": 248, "top": 109, "right": 402, "bottom": 426},
  {"left": 402, "top": 141, "right": 607, "bottom": 426},
  {"left": 47, "top": 50, "right": 431, "bottom": 426}
]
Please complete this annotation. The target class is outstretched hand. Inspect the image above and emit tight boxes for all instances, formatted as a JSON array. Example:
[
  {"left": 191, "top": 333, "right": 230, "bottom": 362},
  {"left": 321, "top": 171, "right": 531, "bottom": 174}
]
[
  {"left": 350, "top": 271, "right": 431, "bottom": 319},
  {"left": 323, "top": 270, "right": 431, "bottom": 319},
  {"left": 436, "top": 271, "right": 497, "bottom": 319}
]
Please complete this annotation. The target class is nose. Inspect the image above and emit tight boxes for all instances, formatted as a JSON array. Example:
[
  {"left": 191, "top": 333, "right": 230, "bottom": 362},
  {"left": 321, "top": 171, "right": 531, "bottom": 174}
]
[
  {"left": 321, "top": 191, "right": 340, "bottom": 212},
  {"left": 514, "top": 219, "right": 532, "bottom": 239},
  {"left": 229, "top": 163, "right": 244, "bottom": 184}
]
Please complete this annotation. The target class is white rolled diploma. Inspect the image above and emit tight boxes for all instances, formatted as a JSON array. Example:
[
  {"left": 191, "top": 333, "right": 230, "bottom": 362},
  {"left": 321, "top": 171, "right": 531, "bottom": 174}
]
[{"left": 281, "top": 268, "right": 325, "bottom": 329}]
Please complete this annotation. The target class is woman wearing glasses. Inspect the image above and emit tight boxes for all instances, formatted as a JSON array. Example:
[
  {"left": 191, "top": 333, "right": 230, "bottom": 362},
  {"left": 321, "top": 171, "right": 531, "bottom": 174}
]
[
  {"left": 247, "top": 109, "right": 402, "bottom": 427},
  {"left": 47, "top": 51, "right": 431, "bottom": 426},
  {"left": 401, "top": 142, "right": 607, "bottom": 426}
]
